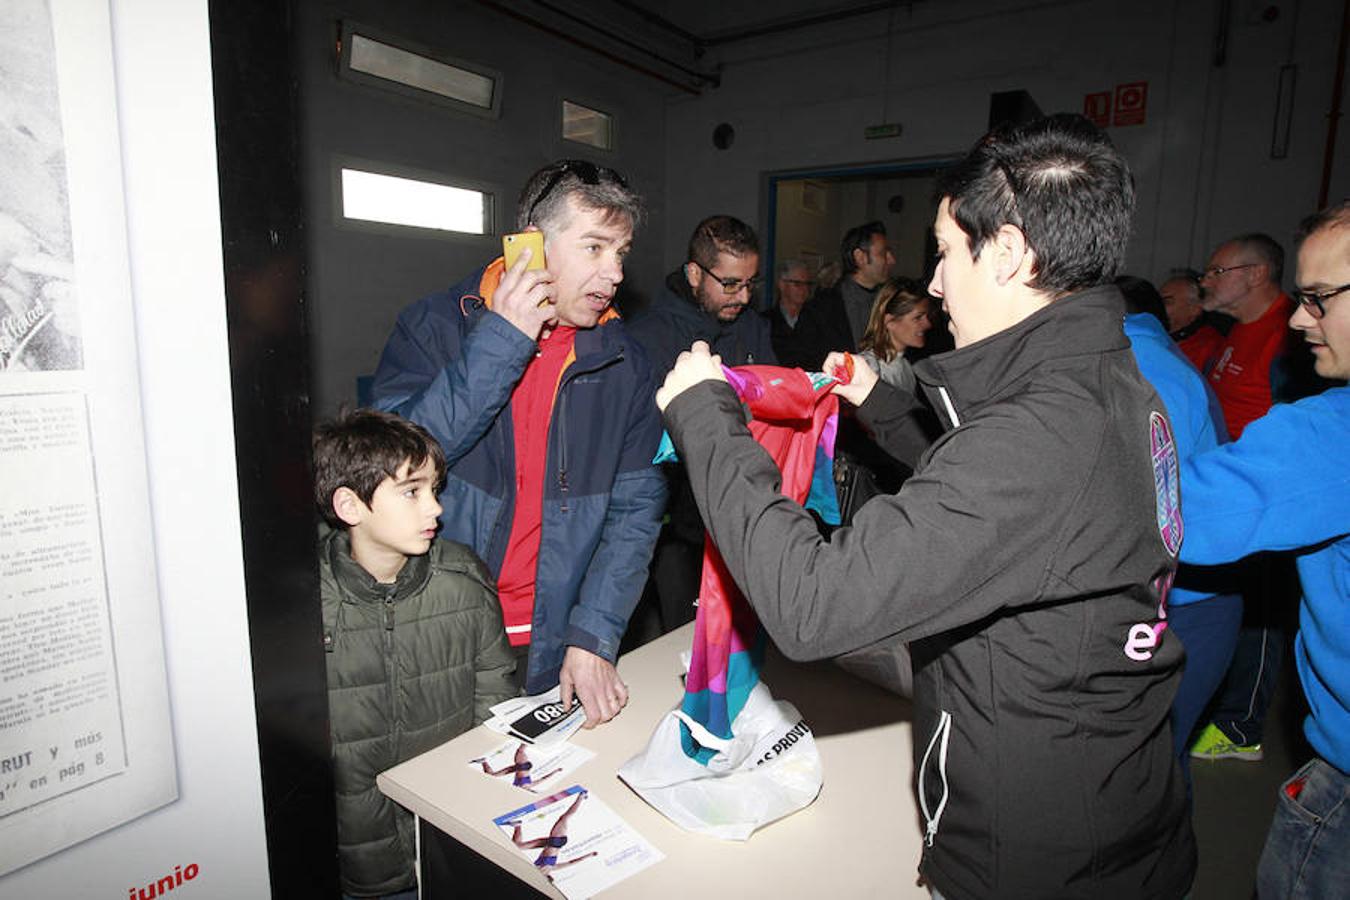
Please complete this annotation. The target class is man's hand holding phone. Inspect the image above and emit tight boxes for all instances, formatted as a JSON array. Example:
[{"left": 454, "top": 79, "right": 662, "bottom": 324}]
[{"left": 496, "top": 234, "right": 556, "bottom": 340}]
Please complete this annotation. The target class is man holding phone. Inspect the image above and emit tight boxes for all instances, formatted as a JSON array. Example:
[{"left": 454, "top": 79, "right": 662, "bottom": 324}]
[{"left": 371, "top": 160, "right": 666, "bottom": 727}]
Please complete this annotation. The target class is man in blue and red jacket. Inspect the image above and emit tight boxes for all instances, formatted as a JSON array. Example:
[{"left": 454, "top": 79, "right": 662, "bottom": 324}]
[{"left": 371, "top": 161, "right": 665, "bottom": 726}]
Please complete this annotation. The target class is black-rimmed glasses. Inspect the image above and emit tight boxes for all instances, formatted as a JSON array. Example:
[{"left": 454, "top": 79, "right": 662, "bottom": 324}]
[
  {"left": 690, "top": 259, "right": 763, "bottom": 295},
  {"left": 1201, "top": 263, "right": 1258, "bottom": 279},
  {"left": 525, "top": 160, "right": 627, "bottom": 226},
  {"left": 1293, "top": 282, "right": 1350, "bottom": 319}
]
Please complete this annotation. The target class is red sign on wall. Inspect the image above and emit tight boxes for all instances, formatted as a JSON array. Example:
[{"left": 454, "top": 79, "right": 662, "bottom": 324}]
[
  {"left": 1083, "top": 91, "right": 1112, "bottom": 128},
  {"left": 1113, "top": 81, "right": 1149, "bottom": 126}
]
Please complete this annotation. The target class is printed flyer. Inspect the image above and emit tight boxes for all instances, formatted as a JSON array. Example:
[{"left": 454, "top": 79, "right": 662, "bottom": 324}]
[
  {"left": 470, "top": 740, "right": 594, "bottom": 794},
  {"left": 492, "top": 785, "right": 663, "bottom": 899}
]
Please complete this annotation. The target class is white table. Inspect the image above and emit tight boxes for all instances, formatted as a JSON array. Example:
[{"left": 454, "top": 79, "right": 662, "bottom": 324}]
[{"left": 378, "top": 624, "right": 928, "bottom": 898}]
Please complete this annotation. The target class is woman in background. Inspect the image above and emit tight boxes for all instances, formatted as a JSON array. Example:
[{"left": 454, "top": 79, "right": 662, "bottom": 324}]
[{"left": 857, "top": 278, "right": 933, "bottom": 394}]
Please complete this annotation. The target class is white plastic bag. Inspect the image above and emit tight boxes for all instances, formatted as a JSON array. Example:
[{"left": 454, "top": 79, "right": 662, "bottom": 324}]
[{"left": 617, "top": 679, "right": 823, "bottom": 841}]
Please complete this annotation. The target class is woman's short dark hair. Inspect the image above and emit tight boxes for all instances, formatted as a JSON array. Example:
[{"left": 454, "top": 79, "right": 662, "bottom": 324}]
[
  {"left": 313, "top": 409, "right": 446, "bottom": 528},
  {"left": 938, "top": 113, "right": 1136, "bottom": 296}
]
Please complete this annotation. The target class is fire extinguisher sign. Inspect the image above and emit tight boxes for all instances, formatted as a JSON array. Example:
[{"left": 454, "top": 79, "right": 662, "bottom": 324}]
[
  {"left": 1083, "top": 91, "right": 1112, "bottom": 127},
  {"left": 1113, "top": 81, "right": 1148, "bottom": 126},
  {"left": 1083, "top": 82, "right": 1149, "bottom": 128}
]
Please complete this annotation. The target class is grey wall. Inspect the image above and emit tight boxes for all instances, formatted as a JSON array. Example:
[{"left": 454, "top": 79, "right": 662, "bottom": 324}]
[
  {"left": 661, "top": 0, "right": 1349, "bottom": 290},
  {"left": 300, "top": 0, "right": 1348, "bottom": 417},
  {"left": 299, "top": 1, "right": 675, "bottom": 417}
]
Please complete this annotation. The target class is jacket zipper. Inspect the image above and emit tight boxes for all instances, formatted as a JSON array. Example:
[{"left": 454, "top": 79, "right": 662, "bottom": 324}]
[
  {"left": 937, "top": 386, "right": 961, "bottom": 428},
  {"left": 551, "top": 348, "right": 624, "bottom": 514},
  {"left": 919, "top": 709, "right": 953, "bottom": 847},
  {"left": 384, "top": 587, "right": 398, "bottom": 755}
]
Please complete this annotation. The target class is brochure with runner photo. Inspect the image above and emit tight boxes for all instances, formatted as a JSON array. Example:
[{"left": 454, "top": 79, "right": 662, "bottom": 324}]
[
  {"left": 469, "top": 740, "right": 594, "bottom": 794},
  {"left": 492, "top": 785, "right": 663, "bottom": 899}
]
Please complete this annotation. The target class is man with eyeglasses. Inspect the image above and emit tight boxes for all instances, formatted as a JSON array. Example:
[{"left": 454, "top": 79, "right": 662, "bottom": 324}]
[
  {"left": 1198, "top": 233, "right": 1302, "bottom": 439},
  {"left": 1190, "top": 233, "right": 1314, "bottom": 765},
  {"left": 626, "top": 215, "right": 776, "bottom": 634},
  {"left": 765, "top": 258, "right": 816, "bottom": 368},
  {"left": 370, "top": 160, "right": 666, "bottom": 727},
  {"left": 1176, "top": 200, "right": 1350, "bottom": 900}
]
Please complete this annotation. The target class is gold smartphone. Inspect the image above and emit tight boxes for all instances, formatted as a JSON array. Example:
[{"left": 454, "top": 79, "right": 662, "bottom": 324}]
[{"left": 502, "top": 231, "right": 546, "bottom": 271}]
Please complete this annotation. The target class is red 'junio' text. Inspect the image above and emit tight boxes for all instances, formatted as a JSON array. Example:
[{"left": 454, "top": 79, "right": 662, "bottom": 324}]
[{"left": 128, "top": 863, "right": 199, "bottom": 899}]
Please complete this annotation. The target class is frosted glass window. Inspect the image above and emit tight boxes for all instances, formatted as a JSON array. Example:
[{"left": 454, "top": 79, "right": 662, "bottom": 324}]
[
  {"left": 341, "top": 169, "right": 487, "bottom": 234},
  {"left": 563, "top": 100, "right": 614, "bottom": 150},
  {"left": 348, "top": 33, "right": 495, "bottom": 109}
]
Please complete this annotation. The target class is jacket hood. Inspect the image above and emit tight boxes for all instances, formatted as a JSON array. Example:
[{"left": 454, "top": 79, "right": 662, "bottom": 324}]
[{"left": 916, "top": 284, "right": 1128, "bottom": 425}]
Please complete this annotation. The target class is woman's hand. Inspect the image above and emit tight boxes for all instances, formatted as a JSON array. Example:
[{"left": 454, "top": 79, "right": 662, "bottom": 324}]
[{"left": 823, "top": 351, "right": 878, "bottom": 407}]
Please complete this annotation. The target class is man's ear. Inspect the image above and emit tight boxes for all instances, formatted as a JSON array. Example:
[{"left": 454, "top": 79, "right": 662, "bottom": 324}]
[
  {"left": 992, "top": 224, "right": 1032, "bottom": 286},
  {"left": 852, "top": 246, "right": 868, "bottom": 270},
  {"left": 684, "top": 261, "right": 701, "bottom": 291},
  {"left": 332, "top": 486, "right": 366, "bottom": 528}
]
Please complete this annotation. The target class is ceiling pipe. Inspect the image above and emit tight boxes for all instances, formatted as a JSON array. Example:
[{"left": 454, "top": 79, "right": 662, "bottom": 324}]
[
  {"left": 532, "top": 0, "right": 720, "bottom": 86},
  {"left": 610, "top": 0, "right": 705, "bottom": 51},
  {"left": 476, "top": 0, "right": 703, "bottom": 94},
  {"left": 699, "top": 0, "right": 906, "bottom": 46}
]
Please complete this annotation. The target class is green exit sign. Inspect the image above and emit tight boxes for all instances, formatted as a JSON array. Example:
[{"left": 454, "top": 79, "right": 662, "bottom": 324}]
[{"left": 864, "top": 123, "right": 903, "bottom": 140}]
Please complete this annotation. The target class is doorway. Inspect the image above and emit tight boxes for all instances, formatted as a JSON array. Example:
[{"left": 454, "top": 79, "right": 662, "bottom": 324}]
[{"left": 762, "top": 157, "right": 958, "bottom": 356}]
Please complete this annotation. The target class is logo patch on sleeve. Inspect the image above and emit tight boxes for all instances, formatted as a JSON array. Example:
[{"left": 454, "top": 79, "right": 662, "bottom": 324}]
[{"left": 1149, "top": 411, "right": 1182, "bottom": 556}]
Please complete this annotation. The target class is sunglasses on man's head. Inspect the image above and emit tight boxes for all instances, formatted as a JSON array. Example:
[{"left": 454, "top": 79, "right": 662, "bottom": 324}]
[{"left": 526, "top": 160, "right": 627, "bottom": 225}]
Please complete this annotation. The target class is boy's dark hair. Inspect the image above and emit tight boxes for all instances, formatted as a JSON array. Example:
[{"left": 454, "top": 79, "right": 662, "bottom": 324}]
[
  {"left": 840, "top": 220, "right": 887, "bottom": 274},
  {"left": 938, "top": 113, "right": 1136, "bottom": 296},
  {"left": 313, "top": 409, "right": 446, "bottom": 528},
  {"left": 687, "top": 214, "right": 759, "bottom": 269}
]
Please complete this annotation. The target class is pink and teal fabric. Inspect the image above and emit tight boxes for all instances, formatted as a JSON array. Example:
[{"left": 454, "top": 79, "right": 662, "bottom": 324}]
[{"left": 678, "top": 366, "right": 841, "bottom": 763}]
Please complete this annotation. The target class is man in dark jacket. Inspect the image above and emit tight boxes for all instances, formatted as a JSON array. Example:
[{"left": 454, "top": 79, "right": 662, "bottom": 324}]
[
  {"left": 764, "top": 257, "right": 815, "bottom": 368},
  {"left": 628, "top": 215, "right": 776, "bottom": 382},
  {"left": 656, "top": 115, "right": 1195, "bottom": 898},
  {"left": 627, "top": 215, "right": 776, "bottom": 633},
  {"left": 371, "top": 160, "right": 666, "bottom": 727},
  {"left": 795, "top": 220, "right": 895, "bottom": 368}
]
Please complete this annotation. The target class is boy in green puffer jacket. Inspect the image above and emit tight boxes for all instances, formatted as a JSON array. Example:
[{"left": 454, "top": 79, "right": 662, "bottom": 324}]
[{"left": 315, "top": 410, "right": 516, "bottom": 898}]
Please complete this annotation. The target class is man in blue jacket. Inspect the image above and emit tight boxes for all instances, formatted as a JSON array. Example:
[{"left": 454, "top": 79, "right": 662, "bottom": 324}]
[
  {"left": 371, "top": 160, "right": 666, "bottom": 726},
  {"left": 1178, "top": 199, "right": 1350, "bottom": 899}
]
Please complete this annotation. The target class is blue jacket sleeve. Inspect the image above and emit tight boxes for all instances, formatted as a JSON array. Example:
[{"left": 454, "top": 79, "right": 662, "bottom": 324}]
[
  {"left": 370, "top": 295, "right": 537, "bottom": 465},
  {"left": 1179, "top": 389, "right": 1350, "bottom": 564},
  {"left": 564, "top": 353, "right": 667, "bottom": 661}
]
